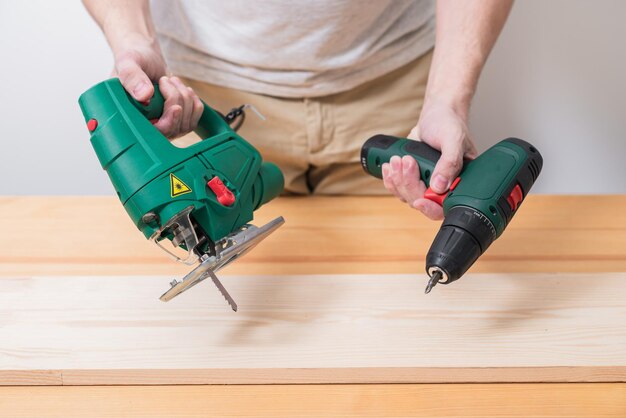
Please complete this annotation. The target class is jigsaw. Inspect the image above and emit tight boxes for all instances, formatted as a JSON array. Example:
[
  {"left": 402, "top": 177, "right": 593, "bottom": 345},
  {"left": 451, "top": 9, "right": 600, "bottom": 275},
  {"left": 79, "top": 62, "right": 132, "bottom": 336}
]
[{"left": 79, "top": 78, "right": 285, "bottom": 311}]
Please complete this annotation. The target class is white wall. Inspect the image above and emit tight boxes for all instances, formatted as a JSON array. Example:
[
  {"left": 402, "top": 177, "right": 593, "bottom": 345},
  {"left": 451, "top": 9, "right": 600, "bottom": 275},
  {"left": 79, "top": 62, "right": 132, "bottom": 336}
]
[
  {"left": 1, "top": 0, "right": 625, "bottom": 195},
  {"left": 0, "top": 1, "right": 114, "bottom": 195},
  {"left": 470, "top": 0, "right": 626, "bottom": 194}
]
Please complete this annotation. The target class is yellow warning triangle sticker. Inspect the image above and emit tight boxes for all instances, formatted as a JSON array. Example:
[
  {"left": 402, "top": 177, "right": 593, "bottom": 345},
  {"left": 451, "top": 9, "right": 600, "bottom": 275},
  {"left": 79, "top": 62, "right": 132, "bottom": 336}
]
[{"left": 170, "top": 173, "right": 192, "bottom": 197}]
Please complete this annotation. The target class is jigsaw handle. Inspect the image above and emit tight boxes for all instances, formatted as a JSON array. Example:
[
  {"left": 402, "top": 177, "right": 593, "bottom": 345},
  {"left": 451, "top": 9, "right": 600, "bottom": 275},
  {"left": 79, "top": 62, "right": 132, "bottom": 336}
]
[
  {"left": 129, "top": 82, "right": 229, "bottom": 140},
  {"left": 130, "top": 84, "right": 165, "bottom": 120}
]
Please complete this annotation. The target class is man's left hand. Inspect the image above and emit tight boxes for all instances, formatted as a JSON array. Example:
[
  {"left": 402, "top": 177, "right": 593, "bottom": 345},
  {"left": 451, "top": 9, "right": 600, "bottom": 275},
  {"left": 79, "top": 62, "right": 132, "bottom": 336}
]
[{"left": 382, "top": 99, "right": 478, "bottom": 220}]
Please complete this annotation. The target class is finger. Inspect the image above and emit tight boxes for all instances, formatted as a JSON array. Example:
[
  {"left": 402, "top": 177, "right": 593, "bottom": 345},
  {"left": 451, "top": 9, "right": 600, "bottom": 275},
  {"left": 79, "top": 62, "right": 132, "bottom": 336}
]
[
  {"left": 155, "top": 77, "right": 184, "bottom": 138},
  {"left": 169, "top": 77, "right": 195, "bottom": 133},
  {"left": 382, "top": 163, "right": 405, "bottom": 202},
  {"left": 412, "top": 198, "right": 444, "bottom": 220},
  {"left": 388, "top": 156, "right": 408, "bottom": 203},
  {"left": 407, "top": 125, "right": 421, "bottom": 141},
  {"left": 430, "top": 140, "right": 464, "bottom": 194},
  {"left": 465, "top": 138, "right": 479, "bottom": 160},
  {"left": 153, "top": 104, "right": 183, "bottom": 138},
  {"left": 117, "top": 59, "right": 153, "bottom": 103},
  {"left": 189, "top": 88, "right": 204, "bottom": 130},
  {"left": 394, "top": 155, "right": 424, "bottom": 204}
]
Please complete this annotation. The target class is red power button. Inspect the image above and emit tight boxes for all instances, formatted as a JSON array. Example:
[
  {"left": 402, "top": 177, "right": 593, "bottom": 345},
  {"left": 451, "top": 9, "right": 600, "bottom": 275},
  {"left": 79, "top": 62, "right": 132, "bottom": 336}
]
[
  {"left": 423, "top": 177, "right": 461, "bottom": 207},
  {"left": 507, "top": 184, "right": 524, "bottom": 211},
  {"left": 207, "top": 177, "right": 236, "bottom": 206},
  {"left": 423, "top": 188, "right": 447, "bottom": 206},
  {"left": 86, "top": 118, "right": 98, "bottom": 132}
]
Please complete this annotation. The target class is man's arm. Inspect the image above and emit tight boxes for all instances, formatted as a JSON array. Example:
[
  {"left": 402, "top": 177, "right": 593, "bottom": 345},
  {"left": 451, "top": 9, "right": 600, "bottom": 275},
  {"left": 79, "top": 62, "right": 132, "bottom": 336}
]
[
  {"left": 83, "top": 0, "right": 203, "bottom": 138},
  {"left": 382, "top": 0, "right": 514, "bottom": 220}
]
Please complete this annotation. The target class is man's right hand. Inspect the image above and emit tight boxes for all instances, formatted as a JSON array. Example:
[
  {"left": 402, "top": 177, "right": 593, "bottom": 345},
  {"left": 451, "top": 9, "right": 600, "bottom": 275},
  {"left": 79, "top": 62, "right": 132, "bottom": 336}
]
[
  {"left": 83, "top": 0, "right": 203, "bottom": 138},
  {"left": 113, "top": 41, "right": 203, "bottom": 139}
]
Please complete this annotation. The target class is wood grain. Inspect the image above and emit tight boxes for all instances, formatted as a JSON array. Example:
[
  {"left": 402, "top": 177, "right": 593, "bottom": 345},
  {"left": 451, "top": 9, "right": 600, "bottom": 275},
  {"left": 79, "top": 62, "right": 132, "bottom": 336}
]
[
  {"left": 1, "top": 384, "right": 625, "bottom": 418},
  {"left": 2, "top": 273, "right": 626, "bottom": 385},
  {"left": 2, "top": 195, "right": 626, "bottom": 277},
  {"left": 2, "top": 196, "right": 626, "bottom": 416}
]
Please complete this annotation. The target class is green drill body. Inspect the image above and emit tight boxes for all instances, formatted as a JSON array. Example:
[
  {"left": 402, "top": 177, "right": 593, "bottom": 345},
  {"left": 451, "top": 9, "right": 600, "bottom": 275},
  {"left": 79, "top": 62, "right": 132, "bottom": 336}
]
[
  {"left": 362, "top": 135, "right": 541, "bottom": 237},
  {"left": 361, "top": 135, "right": 543, "bottom": 291}
]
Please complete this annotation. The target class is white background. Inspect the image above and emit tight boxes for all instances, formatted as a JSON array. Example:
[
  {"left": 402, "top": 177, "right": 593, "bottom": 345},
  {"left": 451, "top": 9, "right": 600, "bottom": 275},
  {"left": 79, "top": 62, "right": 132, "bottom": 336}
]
[{"left": 1, "top": 0, "right": 625, "bottom": 195}]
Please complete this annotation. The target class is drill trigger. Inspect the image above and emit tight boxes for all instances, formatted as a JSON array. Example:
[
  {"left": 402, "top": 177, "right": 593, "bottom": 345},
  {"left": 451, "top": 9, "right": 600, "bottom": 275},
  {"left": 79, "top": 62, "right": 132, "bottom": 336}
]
[{"left": 423, "top": 187, "right": 448, "bottom": 206}]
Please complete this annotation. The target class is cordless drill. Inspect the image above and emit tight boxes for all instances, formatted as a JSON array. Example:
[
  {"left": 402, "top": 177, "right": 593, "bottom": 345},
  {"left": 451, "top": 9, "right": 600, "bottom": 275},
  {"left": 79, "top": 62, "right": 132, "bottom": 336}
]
[{"left": 361, "top": 135, "right": 543, "bottom": 293}]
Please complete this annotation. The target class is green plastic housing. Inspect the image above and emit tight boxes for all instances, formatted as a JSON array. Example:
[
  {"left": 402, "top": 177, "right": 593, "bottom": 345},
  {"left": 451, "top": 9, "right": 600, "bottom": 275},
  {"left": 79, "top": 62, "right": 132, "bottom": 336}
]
[
  {"left": 362, "top": 136, "right": 536, "bottom": 237},
  {"left": 78, "top": 78, "right": 284, "bottom": 242}
]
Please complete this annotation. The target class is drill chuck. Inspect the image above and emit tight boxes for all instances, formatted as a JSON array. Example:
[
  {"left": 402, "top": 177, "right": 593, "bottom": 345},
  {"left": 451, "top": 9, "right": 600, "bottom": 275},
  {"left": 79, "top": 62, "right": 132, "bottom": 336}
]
[{"left": 425, "top": 206, "right": 496, "bottom": 287}]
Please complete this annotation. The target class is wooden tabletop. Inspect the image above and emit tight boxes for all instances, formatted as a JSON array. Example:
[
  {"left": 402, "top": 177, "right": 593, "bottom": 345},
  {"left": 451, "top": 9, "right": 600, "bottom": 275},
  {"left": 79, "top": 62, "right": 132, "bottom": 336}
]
[
  {"left": 3, "top": 194, "right": 626, "bottom": 277},
  {"left": 1, "top": 195, "right": 626, "bottom": 417}
]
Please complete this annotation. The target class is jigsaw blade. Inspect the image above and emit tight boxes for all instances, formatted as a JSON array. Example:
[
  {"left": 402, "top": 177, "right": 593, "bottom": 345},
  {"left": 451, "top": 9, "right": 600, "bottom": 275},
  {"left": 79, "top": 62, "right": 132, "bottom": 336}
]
[
  {"left": 159, "top": 216, "right": 285, "bottom": 306},
  {"left": 207, "top": 269, "right": 238, "bottom": 311}
]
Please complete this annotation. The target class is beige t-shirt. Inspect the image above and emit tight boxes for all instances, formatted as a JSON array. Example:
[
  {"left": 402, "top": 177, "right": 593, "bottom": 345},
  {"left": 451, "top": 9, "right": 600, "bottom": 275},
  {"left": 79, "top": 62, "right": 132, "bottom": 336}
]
[{"left": 151, "top": 0, "right": 435, "bottom": 98}]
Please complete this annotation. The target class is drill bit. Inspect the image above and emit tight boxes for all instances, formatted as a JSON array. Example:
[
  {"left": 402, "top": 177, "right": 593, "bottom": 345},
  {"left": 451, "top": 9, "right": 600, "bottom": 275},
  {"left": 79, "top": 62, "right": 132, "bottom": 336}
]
[{"left": 425, "top": 270, "right": 443, "bottom": 294}]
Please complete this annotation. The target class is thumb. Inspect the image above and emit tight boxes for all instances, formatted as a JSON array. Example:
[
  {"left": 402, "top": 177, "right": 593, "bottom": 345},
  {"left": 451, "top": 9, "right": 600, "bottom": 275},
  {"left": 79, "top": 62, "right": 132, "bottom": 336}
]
[
  {"left": 117, "top": 59, "right": 154, "bottom": 103},
  {"left": 430, "top": 141, "right": 464, "bottom": 194},
  {"left": 407, "top": 125, "right": 420, "bottom": 141}
]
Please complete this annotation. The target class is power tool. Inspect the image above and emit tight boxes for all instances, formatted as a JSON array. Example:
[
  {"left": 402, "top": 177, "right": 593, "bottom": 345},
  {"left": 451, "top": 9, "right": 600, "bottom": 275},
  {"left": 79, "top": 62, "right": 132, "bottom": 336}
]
[
  {"left": 361, "top": 135, "right": 543, "bottom": 293},
  {"left": 78, "top": 78, "right": 285, "bottom": 311}
]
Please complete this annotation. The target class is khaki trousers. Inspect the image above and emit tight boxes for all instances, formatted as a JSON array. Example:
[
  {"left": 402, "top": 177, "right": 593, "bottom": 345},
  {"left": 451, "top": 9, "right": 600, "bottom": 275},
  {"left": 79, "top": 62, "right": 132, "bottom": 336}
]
[{"left": 178, "top": 50, "right": 432, "bottom": 195}]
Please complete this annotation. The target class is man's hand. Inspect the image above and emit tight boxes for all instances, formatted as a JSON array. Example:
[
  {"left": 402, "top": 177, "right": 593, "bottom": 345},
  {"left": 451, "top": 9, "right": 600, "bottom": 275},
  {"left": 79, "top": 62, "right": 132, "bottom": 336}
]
[
  {"left": 382, "top": 100, "right": 477, "bottom": 220},
  {"left": 114, "top": 42, "right": 203, "bottom": 139},
  {"left": 381, "top": 0, "right": 512, "bottom": 220},
  {"left": 83, "top": 0, "right": 203, "bottom": 139},
  {"left": 115, "top": 48, "right": 204, "bottom": 139}
]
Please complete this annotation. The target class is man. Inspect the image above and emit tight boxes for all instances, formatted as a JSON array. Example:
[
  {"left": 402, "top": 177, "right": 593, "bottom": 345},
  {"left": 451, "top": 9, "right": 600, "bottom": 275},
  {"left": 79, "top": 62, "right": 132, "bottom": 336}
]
[{"left": 84, "top": 0, "right": 513, "bottom": 220}]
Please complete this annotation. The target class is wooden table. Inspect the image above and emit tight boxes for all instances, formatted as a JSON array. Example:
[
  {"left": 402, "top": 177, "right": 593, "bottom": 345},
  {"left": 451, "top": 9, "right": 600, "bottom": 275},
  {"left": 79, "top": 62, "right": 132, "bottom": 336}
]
[{"left": 1, "top": 195, "right": 626, "bottom": 417}]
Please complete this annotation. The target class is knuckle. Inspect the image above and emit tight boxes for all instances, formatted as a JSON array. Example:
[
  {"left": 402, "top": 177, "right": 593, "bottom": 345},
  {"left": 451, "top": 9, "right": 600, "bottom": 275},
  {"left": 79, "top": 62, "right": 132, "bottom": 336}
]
[
  {"left": 117, "top": 66, "right": 137, "bottom": 82},
  {"left": 127, "top": 50, "right": 142, "bottom": 62},
  {"left": 442, "top": 156, "right": 462, "bottom": 171},
  {"left": 117, "top": 66, "right": 131, "bottom": 78},
  {"left": 158, "top": 125, "right": 173, "bottom": 138},
  {"left": 179, "top": 87, "right": 191, "bottom": 101},
  {"left": 168, "top": 122, "right": 182, "bottom": 138},
  {"left": 172, "top": 108, "right": 183, "bottom": 122},
  {"left": 167, "top": 91, "right": 183, "bottom": 106},
  {"left": 116, "top": 50, "right": 141, "bottom": 66},
  {"left": 158, "top": 118, "right": 172, "bottom": 131}
]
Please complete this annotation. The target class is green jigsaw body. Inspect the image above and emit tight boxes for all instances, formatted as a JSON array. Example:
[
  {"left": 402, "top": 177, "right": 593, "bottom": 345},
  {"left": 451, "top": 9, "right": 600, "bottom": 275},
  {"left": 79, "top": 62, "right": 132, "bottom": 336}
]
[{"left": 78, "top": 78, "right": 284, "bottom": 244}]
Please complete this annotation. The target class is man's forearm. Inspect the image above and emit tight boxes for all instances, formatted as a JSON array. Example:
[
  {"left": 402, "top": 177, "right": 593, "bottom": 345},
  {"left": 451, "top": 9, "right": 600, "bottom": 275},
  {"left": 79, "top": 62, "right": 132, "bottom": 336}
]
[
  {"left": 82, "top": 0, "right": 156, "bottom": 53},
  {"left": 426, "top": 0, "right": 514, "bottom": 118}
]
